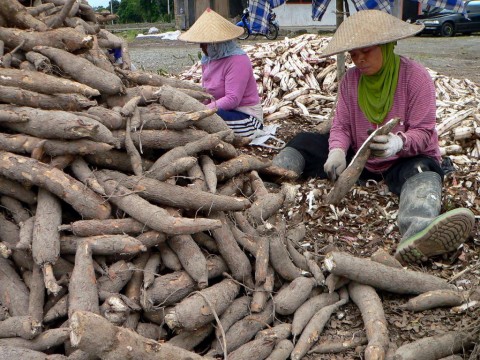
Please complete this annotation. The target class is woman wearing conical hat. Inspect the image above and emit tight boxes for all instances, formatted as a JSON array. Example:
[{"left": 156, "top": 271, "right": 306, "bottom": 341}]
[
  {"left": 178, "top": 8, "right": 263, "bottom": 138},
  {"left": 272, "top": 10, "right": 475, "bottom": 265}
]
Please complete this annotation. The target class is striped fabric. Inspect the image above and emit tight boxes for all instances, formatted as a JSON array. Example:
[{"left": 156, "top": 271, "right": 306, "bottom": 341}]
[
  {"left": 217, "top": 109, "right": 264, "bottom": 137},
  {"left": 312, "top": 0, "right": 466, "bottom": 22},
  {"left": 312, "top": 0, "right": 331, "bottom": 21},
  {"left": 250, "top": 0, "right": 270, "bottom": 33},
  {"left": 268, "top": 0, "right": 286, "bottom": 7},
  {"left": 249, "top": 0, "right": 285, "bottom": 34},
  {"left": 351, "top": 0, "right": 394, "bottom": 12}
]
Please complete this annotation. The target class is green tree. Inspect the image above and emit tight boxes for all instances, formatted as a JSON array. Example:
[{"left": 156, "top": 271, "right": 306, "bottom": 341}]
[
  {"left": 139, "top": 0, "right": 161, "bottom": 22},
  {"left": 116, "top": 0, "right": 173, "bottom": 23},
  {"left": 110, "top": 0, "right": 121, "bottom": 13},
  {"left": 117, "top": 0, "right": 144, "bottom": 23}
]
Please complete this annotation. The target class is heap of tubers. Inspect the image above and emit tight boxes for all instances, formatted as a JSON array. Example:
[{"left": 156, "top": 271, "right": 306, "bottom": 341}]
[{"left": 0, "top": 1, "right": 478, "bottom": 359}]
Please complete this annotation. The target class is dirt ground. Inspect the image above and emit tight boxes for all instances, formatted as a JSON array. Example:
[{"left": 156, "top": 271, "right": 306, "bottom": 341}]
[{"left": 128, "top": 33, "right": 480, "bottom": 85}]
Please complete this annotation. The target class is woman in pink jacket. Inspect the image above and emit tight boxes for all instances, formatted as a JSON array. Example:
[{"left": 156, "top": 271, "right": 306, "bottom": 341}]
[
  {"left": 179, "top": 8, "right": 263, "bottom": 137},
  {"left": 273, "top": 10, "right": 474, "bottom": 265}
]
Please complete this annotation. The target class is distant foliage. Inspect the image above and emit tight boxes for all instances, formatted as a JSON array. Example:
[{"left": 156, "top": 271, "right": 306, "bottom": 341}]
[
  {"left": 116, "top": 0, "right": 172, "bottom": 23},
  {"left": 93, "top": 0, "right": 120, "bottom": 14}
]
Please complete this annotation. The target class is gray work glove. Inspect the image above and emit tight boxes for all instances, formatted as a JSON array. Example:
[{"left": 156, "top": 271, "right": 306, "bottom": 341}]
[
  {"left": 370, "top": 133, "right": 403, "bottom": 158},
  {"left": 324, "top": 148, "right": 346, "bottom": 181}
]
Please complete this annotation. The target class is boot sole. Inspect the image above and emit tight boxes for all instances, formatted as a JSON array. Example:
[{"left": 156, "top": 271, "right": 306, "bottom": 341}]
[{"left": 395, "top": 208, "right": 475, "bottom": 264}]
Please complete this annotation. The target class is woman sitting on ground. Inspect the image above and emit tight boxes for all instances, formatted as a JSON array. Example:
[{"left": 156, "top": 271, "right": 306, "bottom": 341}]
[{"left": 178, "top": 8, "right": 263, "bottom": 138}]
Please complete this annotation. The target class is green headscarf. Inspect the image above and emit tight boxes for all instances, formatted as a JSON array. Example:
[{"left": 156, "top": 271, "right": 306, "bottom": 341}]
[{"left": 357, "top": 42, "right": 400, "bottom": 125}]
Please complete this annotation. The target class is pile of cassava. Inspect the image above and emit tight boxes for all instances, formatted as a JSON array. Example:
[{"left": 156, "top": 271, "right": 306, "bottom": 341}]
[{"left": 0, "top": 1, "right": 478, "bottom": 360}]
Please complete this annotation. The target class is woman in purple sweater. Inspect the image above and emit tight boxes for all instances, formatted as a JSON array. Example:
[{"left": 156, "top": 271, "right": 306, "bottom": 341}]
[
  {"left": 273, "top": 10, "right": 474, "bottom": 265},
  {"left": 179, "top": 8, "right": 263, "bottom": 137}
]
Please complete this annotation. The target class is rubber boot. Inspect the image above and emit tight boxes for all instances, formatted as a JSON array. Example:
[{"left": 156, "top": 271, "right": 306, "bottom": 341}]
[
  {"left": 272, "top": 147, "right": 305, "bottom": 176},
  {"left": 395, "top": 171, "right": 475, "bottom": 264}
]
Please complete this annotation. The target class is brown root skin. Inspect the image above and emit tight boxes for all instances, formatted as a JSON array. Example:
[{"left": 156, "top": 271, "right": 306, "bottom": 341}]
[
  {"left": 0, "top": 316, "right": 41, "bottom": 340},
  {"left": 155, "top": 84, "right": 230, "bottom": 134},
  {"left": 69, "top": 310, "right": 205, "bottom": 360},
  {"left": 99, "top": 169, "right": 250, "bottom": 212},
  {"left": 97, "top": 261, "right": 134, "bottom": 300},
  {"left": 266, "top": 218, "right": 305, "bottom": 281},
  {"left": 34, "top": 46, "right": 125, "bottom": 96},
  {"left": 0, "top": 327, "right": 70, "bottom": 351},
  {"left": 324, "top": 251, "right": 456, "bottom": 294},
  {"left": 348, "top": 281, "right": 389, "bottom": 360},
  {"left": 68, "top": 242, "right": 100, "bottom": 318},
  {"left": 208, "top": 301, "right": 275, "bottom": 356},
  {"left": 227, "top": 336, "right": 276, "bottom": 360},
  {"left": 167, "top": 235, "right": 208, "bottom": 289},
  {"left": 60, "top": 234, "right": 146, "bottom": 256},
  {"left": 256, "top": 323, "right": 292, "bottom": 341},
  {"left": 215, "top": 296, "right": 252, "bottom": 340},
  {"left": 0, "top": 346, "right": 66, "bottom": 360},
  {"left": 370, "top": 248, "right": 403, "bottom": 269},
  {"left": 59, "top": 218, "right": 147, "bottom": 237},
  {"left": 273, "top": 277, "right": 316, "bottom": 315},
  {"left": 141, "top": 255, "right": 227, "bottom": 309},
  {"left": 0, "top": 151, "right": 111, "bottom": 220},
  {"left": 210, "top": 212, "right": 254, "bottom": 288},
  {"left": 291, "top": 292, "right": 340, "bottom": 338},
  {"left": 168, "top": 323, "right": 213, "bottom": 351},
  {"left": 165, "top": 279, "right": 240, "bottom": 331},
  {"left": 32, "top": 188, "right": 62, "bottom": 267},
  {"left": 400, "top": 289, "right": 464, "bottom": 312},
  {"left": 268, "top": 339, "right": 295, "bottom": 360},
  {"left": 325, "top": 273, "right": 350, "bottom": 293},
  {"left": 0, "top": 85, "right": 96, "bottom": 111},
  {"left": 0, "top": 0, "right": 49, "bottom": 31},
  {"left": 290, "top": 291, "right": 349, "bottom": 360},
  {"left": 216, "top": 154, "right": 272, "bottom": 182},
  {"left": 0, "top": 257, "right": 30, "bottom": 317},
  {"left": 142, "top": 252, "right": 162, "bottom": 290},
  {"left": 95, "top": 172, "right": 222, "bottom": 235},
  {"left": 393, "top": 331, "right": 476, "bottom": 360},
  {"left": 308, "top": 336, "right": 368, "bottom": 354}
]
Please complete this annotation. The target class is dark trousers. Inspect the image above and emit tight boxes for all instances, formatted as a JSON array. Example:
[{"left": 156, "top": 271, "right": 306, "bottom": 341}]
[{"left": 286, "top": 132, "right": 444, "bottom": 195}]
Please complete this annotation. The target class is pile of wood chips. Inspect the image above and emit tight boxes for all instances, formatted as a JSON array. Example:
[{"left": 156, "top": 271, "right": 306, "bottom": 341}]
[{"left": 0, "top": 1, "right": 478, "bottom": 359}]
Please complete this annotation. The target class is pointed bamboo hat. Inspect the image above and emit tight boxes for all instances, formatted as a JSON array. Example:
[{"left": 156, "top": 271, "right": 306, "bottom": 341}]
[
  {"left": 320, "top": 10, "right": 424, "bottom": 58},
  {"left": 178, "top": 8, "right": 244, "bottom": 43}
]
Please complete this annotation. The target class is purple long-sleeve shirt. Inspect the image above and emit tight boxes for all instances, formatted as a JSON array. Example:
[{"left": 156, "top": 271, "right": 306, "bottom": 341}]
[
  {"left": 330, "top": 56, "right": 442, "bottom": 173},
  {"left": 202, "top": 54, "right": 261, "bottom": 114}
]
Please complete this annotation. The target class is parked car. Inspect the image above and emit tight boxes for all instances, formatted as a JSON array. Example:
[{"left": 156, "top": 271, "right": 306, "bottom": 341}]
[{"left": 415, "top": 0, "right": 480, "bottom": 36}]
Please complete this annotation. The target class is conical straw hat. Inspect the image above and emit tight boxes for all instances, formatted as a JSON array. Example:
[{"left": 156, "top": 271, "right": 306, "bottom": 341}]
[
  {"left": 178, "top": 8, "right": 244, "bottom": 43},
  {"left": 320, "top": 10, "right": 424, "bottom": 58}
]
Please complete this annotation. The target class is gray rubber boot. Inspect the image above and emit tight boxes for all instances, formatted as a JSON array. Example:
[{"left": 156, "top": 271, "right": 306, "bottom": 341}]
[
  {"left": 272, "top": 147, "right": 305, "bottom": 176},
  {"left": 395, "top": 171, "right": 475, "bottom": 264}
]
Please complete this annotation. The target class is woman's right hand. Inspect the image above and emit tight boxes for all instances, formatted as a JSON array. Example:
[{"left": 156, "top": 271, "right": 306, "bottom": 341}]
[{"left": 324, "top": 148, "right": 346, "bottom": 181}]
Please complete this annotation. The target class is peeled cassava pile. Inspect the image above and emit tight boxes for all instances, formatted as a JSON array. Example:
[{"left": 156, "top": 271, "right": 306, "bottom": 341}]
[{"left": 0, "top": 1, "right": 478, "bottom": 360}]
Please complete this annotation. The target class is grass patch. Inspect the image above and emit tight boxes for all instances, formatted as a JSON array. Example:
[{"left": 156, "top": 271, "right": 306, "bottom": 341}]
[{"left": 115, "top": 30, "right": 143, "bottom": 42}]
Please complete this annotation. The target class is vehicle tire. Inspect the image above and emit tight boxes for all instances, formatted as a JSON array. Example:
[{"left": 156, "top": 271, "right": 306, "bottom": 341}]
[
  {"left": 440, "top": 22, "right": 455, "bottom": 37},
  {"left": 238, "top": 26, "right": 250, "bottom": 40},
  {"left": 266, "top": 24, "right": 279, "bottom": 40}
]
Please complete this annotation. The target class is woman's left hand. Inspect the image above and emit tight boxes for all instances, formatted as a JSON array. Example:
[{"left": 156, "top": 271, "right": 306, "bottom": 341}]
[{"left": 370, "top": 133, "right": 403, "bottom": 158}]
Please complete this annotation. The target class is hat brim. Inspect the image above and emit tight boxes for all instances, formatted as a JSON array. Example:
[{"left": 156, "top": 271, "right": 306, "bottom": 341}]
[
  {"left": 178, "top": 8, "right": 244, "bottom": 43},
  {"left": 320, "top": 10, "right": 425, "bottom": 58}
]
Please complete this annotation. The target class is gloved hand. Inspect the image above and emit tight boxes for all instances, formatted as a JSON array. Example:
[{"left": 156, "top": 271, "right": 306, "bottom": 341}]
[
  {"left": 324, "top": 148, "right": 346, "bottom": 181},
  {"left": 370, "top": 133, "right": 403, "bottom": 158}
]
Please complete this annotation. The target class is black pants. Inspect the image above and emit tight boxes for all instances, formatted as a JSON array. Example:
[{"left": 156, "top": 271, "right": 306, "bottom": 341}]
[{"left": 286, "top": 132, "right": 444, "bottom": 195}]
